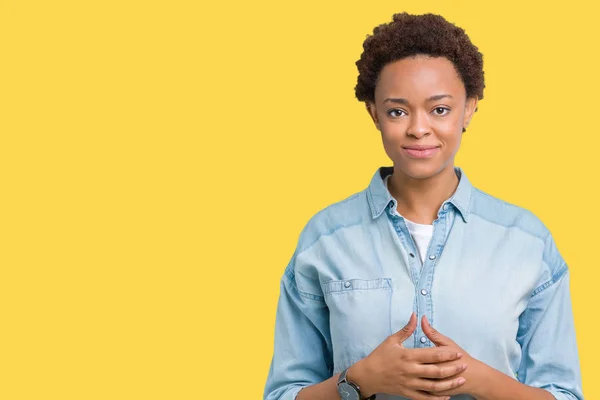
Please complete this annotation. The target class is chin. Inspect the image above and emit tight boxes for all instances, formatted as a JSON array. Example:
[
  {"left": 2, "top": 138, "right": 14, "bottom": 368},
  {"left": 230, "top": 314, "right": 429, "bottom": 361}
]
[{"left": 394, "top": 162, "right": 448, "bottom": 180}]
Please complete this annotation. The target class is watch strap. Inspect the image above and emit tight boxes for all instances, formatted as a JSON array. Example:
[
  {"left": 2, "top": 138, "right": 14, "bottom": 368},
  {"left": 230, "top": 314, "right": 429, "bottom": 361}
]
[
  {"left": 337, "top": 367, "right": 377, "bottom": 400},
  {"left": 337, "top": 367, "right": 348, "bottom": 385}
]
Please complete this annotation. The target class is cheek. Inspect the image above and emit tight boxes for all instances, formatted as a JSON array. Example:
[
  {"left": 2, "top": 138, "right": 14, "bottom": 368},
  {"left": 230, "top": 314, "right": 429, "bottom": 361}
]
[
  {"left": 450, "top": 134, "right": 463, "bottom": 153},
  {"left": 443, "top": 134, "right": 464, "bottom": 160},
  {"left": 434, "top": 119, "right": 464, "bottom": 146},
  {"left": 433, "top": 115, "right": 462, "bottom": 133},
  {"left": 379, "top": 120, "right": 405, "bottom": 140},
  {"left": 379, "top": 128, "right": 404, "bottom": 157}
]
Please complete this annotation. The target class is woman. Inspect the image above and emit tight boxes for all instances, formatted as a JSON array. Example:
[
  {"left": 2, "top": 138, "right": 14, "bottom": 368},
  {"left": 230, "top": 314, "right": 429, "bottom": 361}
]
[{"left": 263, "top": 12, "right": 583, "bottom": 400}]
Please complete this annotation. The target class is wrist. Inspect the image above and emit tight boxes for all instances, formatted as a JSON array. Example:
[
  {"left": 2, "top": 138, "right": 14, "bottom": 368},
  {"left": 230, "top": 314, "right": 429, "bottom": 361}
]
[
  {"left": 467, "top": 360, "right": 497, "bottom": 399},
  {"left": 346, "top": 358, "right": 375, "bottom": 399},
  {"left": 468, "top": 362, "right": 555, "bottom": 400}
]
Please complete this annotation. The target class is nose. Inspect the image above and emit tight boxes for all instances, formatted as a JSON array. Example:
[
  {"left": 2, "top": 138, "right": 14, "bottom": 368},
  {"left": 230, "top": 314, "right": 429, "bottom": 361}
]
[{"left": 406, "top": 110, "right": 431, "bottom": 139}]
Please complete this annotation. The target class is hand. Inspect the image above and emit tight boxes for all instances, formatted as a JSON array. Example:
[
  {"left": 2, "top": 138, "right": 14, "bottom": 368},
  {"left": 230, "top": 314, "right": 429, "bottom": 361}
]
[
  {"left": 349, "top": 313, "right": 469, "bottom": 400},
  {"left": 420, "top": 315, "right": 490, "bottom": 398}
]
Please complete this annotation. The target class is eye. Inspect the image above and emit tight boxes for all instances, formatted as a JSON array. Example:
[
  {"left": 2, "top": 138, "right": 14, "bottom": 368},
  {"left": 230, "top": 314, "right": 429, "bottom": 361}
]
[
  {"left": 387, "top": 109, "right": 406, "bottom": 118},
  {"left": 433, "top": 107, "right": 450, "bottom": 116}
]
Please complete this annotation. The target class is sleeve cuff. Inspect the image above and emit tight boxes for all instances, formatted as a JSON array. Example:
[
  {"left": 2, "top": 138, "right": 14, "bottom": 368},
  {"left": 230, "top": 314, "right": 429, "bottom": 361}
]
[
  {"left": 544, "top": 388, "right": 578, "bottom": 400},
  {"left": 288, "top": 386, "right": 304, "bottom": 400}
]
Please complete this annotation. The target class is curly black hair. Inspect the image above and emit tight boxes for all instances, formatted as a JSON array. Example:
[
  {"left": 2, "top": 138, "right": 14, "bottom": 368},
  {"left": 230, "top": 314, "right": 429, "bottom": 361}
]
[{"left": 355, "top": 12, "right": 485, "bottom": 104}]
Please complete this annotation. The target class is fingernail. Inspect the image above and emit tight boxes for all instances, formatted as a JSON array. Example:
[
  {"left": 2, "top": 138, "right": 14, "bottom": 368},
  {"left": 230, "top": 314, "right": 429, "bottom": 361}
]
[
  {"left": 456, "top": 352, "right": 463, "bottom": 358},
  {"left": 462, "top": 363, "right": 469, "bottom": 370},
  {"left": 457, "top": 377, "right": 466, "bottom": 384}
]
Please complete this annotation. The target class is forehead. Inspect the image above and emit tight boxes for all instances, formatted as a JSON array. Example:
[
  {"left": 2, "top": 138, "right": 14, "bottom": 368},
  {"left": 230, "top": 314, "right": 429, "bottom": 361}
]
[{"left": 375, "top": 55, "right": 465, "bottom": 100}]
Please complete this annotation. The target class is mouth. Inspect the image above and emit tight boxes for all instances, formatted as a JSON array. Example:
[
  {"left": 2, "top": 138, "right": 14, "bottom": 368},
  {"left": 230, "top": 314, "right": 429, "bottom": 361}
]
[{"left": 402, "top": 145, "right": 440, "bottom": 159}]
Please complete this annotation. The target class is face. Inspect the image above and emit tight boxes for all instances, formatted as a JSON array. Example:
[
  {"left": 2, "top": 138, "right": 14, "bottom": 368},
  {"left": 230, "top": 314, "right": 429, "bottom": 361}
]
[{"left": 367, "top": 55, "right": 478, "bottom": 180}]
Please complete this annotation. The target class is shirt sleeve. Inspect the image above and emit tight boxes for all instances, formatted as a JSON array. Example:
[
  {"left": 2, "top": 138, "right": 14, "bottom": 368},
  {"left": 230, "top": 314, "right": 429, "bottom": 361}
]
[
  {"left": 516, "top": 234, "right": 584, "bottom": 400},
  {"left": 263, "top": 256, "right": 333, "bottom": 400}
]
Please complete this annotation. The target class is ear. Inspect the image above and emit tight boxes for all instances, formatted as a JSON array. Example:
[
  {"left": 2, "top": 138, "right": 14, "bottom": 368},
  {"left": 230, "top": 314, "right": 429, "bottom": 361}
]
[
  {"left": 463, "top": 96, "right": 478, "bottom": 131},
  {"left": 366, "top": 101, "right": 381, "bottom": 131}
]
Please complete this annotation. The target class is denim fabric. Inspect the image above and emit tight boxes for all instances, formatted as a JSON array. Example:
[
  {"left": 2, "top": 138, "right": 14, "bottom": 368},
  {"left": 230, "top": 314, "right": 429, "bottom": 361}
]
[{"left": 264, "top": 166, "right": 583, "bottom": 400}]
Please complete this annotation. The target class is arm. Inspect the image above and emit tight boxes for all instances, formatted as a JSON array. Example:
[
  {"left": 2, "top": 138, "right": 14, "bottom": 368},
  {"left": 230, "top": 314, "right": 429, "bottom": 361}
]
[
  {"left": 427, "top": 235, "right": 583, "bottom": 400},
  {"left": 420, "top": 318, "right": 555, "bottom": 400},
  {"left": 295, "top": 374, "right": 342, "bottom": 400},
  {"left": 477, "top": 235, "right": 583, "bottom": 400},
  {"left": 515, "top": 267, "right": 582, "bottom": 399},
  {"left": 263, "top": 262, "right": 338, "bottom": 400},
  {"left": 469, "top": 268, "right": 581, "bottom": 400},
  {"left": 470, "top": 363, "right": 555, "bottom": 400}
]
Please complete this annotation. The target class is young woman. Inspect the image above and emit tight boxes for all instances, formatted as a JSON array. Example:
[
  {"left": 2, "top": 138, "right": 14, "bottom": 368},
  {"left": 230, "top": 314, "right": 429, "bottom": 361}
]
[{"left": 263, "top": 12, "right": 583, "bottom": 400}]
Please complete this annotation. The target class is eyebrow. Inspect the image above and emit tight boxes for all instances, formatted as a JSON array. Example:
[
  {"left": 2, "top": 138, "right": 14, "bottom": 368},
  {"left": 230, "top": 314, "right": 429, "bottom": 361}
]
[{"left": 383, "top": 94, "right": 454, "bottom": 105}]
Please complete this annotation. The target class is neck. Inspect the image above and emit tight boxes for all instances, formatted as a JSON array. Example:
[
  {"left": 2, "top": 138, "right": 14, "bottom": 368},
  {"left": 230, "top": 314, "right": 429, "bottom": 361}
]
[{"left": 388, "top": 165, "right": 459, "bottom": 225}]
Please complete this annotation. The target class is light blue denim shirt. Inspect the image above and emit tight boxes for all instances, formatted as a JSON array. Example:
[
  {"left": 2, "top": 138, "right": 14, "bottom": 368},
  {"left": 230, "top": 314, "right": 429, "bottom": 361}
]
[{"left": 264, "top": 166, "right": 583, "bottom": 400}]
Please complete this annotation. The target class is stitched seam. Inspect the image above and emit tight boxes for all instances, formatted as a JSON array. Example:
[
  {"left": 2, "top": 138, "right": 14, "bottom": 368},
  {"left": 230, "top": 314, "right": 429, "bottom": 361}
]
[
  {"left": 322, "top": 278, "right": 392, "bottom": 295},
  {"left": 471, "top": 189, "right": 545, "bottom": 240},
  {"left": 297, "top": 220, "right": 364, "bottom": 254},
  {"left": 472, "top": 188, "right": 540, "bottom": 232},
  {"left": 367, "top": 187, "right": 377, "bottom": 217},
  {"left": 468, "top": 212, "right": 546, "bottom": 244},
  {"left": 326, "top": 288, "right": 392, "bottom": 296},
  {"left": 464, "top": 185, "right": 473, "bottom": 221},
  {"left": 284, "top": 272, "right": 325, "bottom": 302},
  {"left": 284, "top": 264, "right": 295, "bottom": 283},
  {"left": 531, "top": 263, "right": 568, "bottom": 297}
]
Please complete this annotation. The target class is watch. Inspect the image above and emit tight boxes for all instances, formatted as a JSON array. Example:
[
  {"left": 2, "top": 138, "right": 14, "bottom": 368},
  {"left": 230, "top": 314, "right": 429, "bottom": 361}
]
[{"left": 336, "top": 367, "right": 376, "bottom": 400}]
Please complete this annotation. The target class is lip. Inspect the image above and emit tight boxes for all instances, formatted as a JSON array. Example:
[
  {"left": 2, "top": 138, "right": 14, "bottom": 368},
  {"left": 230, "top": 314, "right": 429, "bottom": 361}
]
[
  {"left": 402, "top": 145, "right": 440, "bottom": 159},
  {"left": 403, "top": 145, "right": 439, "bottom": 150}
]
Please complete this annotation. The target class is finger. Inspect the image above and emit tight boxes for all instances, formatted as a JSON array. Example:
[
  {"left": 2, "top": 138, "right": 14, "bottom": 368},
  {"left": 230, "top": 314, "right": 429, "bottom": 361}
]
[
  {"left": 421, "top": 315, "right": 454, "bottom": 346},
  {"left": 415, "top": 362, "right": 468, "bottom": 379},
  {"left": 405, "top": 347, "right": 463, "bottom": 364},
  {"left": 393, "top": 312, "right": 417, "bottom": 344},
  {"left": 429, "top": 386, "right": 463, "bottom": 398},
  {"left": 404, "top": 388, "right": 452, "bottom": 400},
  {"left": 412, "top": 375, "right": 467, "bottom": 393}
]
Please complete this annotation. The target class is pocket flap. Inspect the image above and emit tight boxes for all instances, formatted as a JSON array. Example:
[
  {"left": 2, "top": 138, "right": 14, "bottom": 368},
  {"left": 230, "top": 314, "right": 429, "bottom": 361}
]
[{"left": 323, "top": 277, "right": 392, "bottom": 295}]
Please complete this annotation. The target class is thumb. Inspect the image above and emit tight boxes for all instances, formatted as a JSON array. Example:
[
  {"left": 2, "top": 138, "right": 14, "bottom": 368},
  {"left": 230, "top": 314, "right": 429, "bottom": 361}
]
[
  {"left": 393, "top": 312, "right": 417, "bottom": 344},
  {"left": 421, "top": 315, "right": 453, "bottom": 346}
]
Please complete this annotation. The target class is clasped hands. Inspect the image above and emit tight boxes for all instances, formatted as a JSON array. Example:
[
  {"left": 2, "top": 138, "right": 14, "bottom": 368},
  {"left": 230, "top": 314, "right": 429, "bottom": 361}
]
[{"left": 348, "top": 313, "right": 488, "bottom": 400}]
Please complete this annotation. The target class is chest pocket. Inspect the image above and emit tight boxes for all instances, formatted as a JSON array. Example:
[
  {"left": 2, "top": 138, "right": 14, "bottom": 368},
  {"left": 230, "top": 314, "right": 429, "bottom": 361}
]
[{"left": 323, "top": 277, "right": 393, "bottom": 373}]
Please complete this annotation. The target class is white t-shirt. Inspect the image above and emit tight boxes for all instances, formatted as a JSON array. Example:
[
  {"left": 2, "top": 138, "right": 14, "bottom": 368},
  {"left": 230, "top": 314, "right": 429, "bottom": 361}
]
[{"left": 384, "top": 175, "right": 434, "bottom": 265}]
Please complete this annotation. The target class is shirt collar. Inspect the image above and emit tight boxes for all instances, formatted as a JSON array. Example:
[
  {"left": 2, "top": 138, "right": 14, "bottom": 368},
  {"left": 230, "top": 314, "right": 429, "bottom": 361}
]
[{"left": 366, "top": 166, "right": 473, "bottom": 223}]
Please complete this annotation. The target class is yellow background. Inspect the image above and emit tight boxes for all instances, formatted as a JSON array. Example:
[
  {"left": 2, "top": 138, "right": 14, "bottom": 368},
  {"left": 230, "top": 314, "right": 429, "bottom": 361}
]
[{"left": 0, "top": 1, "right": 596, "bottom": 398}]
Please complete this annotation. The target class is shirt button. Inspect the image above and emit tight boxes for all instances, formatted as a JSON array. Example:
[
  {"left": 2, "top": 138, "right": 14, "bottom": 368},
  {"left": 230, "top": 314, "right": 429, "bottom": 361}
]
[
  {"left": 429, "top": 255, "right": 436, "bottom": 260},
  {"left": 421, "top": 289, "right": 428, "bottom": 296},
  {"left": 420, "top": 336, "right": 427, "bottom": 343},
  {"left": 443, "top": 204, "right": 449, "bottom": 210},
  {"left": 344, "top": 281, "right": 351, "bottom": 288}
]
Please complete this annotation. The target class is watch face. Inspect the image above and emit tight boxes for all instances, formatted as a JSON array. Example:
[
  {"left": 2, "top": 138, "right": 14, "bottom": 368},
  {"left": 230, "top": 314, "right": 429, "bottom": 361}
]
[{"left": 338, "top": 382, "right": 360, "bottom": 400}]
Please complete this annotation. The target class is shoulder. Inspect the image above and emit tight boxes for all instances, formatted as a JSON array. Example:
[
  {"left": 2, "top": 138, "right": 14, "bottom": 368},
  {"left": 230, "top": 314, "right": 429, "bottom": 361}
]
[
  {"left": 294, "top": 189, "right": 371, "bottom": 255},
  {"left": 470, "top": 186, "right": 549, "bottom": 243},
  {"left": 282, "top": 188, "right": 371, "bottom": 297},
  {"left": 470, "top": 187, "right": 568, "bottom": 289}
]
